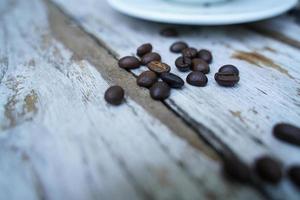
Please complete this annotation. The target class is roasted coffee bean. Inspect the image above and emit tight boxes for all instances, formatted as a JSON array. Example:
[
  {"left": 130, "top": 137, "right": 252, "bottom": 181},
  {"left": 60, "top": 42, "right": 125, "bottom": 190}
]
[
  {"left": 186, "top": 71, "right": 208, "bottom": 87},
  {"left": 197, "top": 49, "right": 213, "bottom": 64},
  {"left": 222, "top": 156, "right": 252, "bottom": 183},
  {"left": 273, "top": 123, "right": 300, "bottom": 147},
  {"left": 215, "top": 72, "right": 239, "bottom": 87},
  {"left": 137, "top": 71, "right": 158, "bottom": 88},
  {"left": 219, "top": 65, "right": 239, "bottom": 75},
  {"left": 254, "top": 156, "right": 283, "bottom": 184},
  {"left": 141, "top": 52, "right": 161, "bottom": 65},
  {"left": 104, "top": 86, "right": 124, "bottom": 105},
  {"left": 288, "top": 166, "right": 300, "bottom": 188},
  {"left": 191, "top": 58, "right": 210, "bottom": 74},
  {"left": 137, "top": 43, "right": 152, "bottom": 57},
  {"left": 182, "top": 47, "right": 197, "bottom": 58},
  {"left": 118, "top": 56, "right": 140, "bottom": 69},
  {"left": 170, "top": 41, "right": 188, "bottom": 53},
  {"left": 160, "top": 27, "right": 178, "bottom": 37},
  {"left": 160, "top": 72, "right": 184, "bottom": 89},
  {"left": 150, "top": 82, "right": 171, "bottom": 100},
  {"left": 175, "top": 56, "right": 192, "bottom": 72},
  {"left": 147, "top": 61, "right": 171, "bottom": 74}
]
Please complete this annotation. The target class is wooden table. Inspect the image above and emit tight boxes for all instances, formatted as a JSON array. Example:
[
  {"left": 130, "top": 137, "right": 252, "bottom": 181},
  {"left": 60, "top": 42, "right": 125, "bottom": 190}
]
[{"left": 0, "top": 0, "right": 300, "bottom": 199}]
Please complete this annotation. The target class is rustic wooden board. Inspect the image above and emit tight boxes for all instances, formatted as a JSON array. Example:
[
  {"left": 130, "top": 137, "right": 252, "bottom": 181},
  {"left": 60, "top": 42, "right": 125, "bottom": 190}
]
[
  {"left": 0, "top": 0, "right": 264, "bottom": 199},
  {"left": 52, "top": 0, "right": 300, "bottom": 198}
]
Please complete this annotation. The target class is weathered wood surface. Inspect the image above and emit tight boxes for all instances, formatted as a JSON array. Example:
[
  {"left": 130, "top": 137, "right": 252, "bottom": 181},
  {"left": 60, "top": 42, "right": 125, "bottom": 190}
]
[
  {"left": 0, "top": 0, "right": 265, "bottom": 200},
  {"left": 52, "top": 0, "right": 300, "bottom": 198}
]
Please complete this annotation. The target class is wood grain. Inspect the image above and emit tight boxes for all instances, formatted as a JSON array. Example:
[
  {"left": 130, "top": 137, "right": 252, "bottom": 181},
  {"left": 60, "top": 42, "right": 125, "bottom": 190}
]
[
  {"left": 51, "top": 0, "right": 300, "bottom": 198},
  {"left": 0, "top": 0, "right": 264, "bottom": 199}
]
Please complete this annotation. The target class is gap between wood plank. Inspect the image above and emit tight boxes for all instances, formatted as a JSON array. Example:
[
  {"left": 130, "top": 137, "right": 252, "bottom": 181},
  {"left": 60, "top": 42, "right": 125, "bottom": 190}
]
[{"left": 45, "top": 0, "right": 221, "bottom": 162}]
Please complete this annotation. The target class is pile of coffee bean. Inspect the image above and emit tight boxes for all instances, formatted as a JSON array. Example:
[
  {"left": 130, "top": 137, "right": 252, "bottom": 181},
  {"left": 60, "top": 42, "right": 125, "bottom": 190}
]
[
  {"left": 105, "top": 41, "right": 240, "bottom": 105},
  {"left": 105, "top": 39, "right": 300, "bottom": 189},
  {"left": 223, "top": 123, "right": 300, "bottom": 189}
]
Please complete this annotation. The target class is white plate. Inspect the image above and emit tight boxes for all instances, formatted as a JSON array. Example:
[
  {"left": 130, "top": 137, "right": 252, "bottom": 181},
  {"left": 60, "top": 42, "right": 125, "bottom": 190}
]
[{"left": 107, "top": 0, "right": 297, "bottom": 25}]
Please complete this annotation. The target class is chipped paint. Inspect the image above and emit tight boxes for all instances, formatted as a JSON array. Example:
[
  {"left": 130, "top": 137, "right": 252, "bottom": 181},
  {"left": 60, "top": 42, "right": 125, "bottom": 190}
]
[
  {"left": 232, "top": 51, "right": 294, "bottom": 79},
  {"left": 2, "top": 90, "right": 38, "bottom": 130},
  {"left": 4, "top": 94, "right": 18, "bottom": 129},
  {"left": 229, "top": 110, "right": 246, "bottom": 124},
  {"left": 24, "top": 90, "right": 38, "bottom": 113}
]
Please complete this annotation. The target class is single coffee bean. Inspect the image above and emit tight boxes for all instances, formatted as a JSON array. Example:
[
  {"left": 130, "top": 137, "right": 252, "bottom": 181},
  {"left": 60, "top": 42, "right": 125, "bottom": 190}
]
[
  {"left": 214, "top": 72, "right": 239, "bottom": 87},
  {"left": 141, "top": 52, "right": 161, "bottom": 65},
  {"left": 150, "top": 82, "right": 171, "bottom": 100},
  {"left": 104, "top": 86, "right": 124, "bottom": 105},
  {"left": 118, "top": 56, "right": 140, "bottom": 69},
  {"left": 254, "top": 156, "right": 283, "bottom": 184},
  {"left": 191, "top": 58, "right": 210, "bottom": 74},
  {"left": 219, "top": 64, "right": 239, "bottom": 75},
  {"left": 175, "top": 56, "right": 192, "bottom": 72},
  {"left": 160, "top": 72, "right": 184, "bottom": 89},
  {"left": 147, "top": 61, "right": 171, "bottom": 74},
  {"left": 288, "top": 166, "right": 300, "bottom": 188},
  {"left": 170, "top": 41, "right": 188, "bottom": 53},
  {"left": 160, "top": 27, "right": 178, "bottom": 37},
  {"left": 273, "top": 123, "right": 300, "bottom": 147},
  {"left": 137, "top": 71, "right": 158, "bottom": 88},
  {"left": 137, "top": 43, "right": 152, "bottom": 57},
  {"left": 182, "top": 47, "right": 197, "bottom": 58},
  {"left": 197, "top": 49, "right": 213, "bottom": 64},
  {"left": 186, "top": 71, "right": 208, "bottom": 87},
  {"left": 222, "top": 156, "right": 252, "bottom": 183}
]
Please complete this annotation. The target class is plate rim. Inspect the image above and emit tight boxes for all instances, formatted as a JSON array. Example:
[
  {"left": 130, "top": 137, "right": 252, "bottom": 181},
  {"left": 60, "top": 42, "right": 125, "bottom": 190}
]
[{"left": 107, "top": 0, "right": 298, "bottom": 25}]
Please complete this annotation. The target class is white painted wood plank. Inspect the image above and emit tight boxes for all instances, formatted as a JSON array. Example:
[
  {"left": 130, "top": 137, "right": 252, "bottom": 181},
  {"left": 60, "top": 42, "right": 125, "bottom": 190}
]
[
  {"left": 51, "top": 0, "right": 300, "bottom": 198},
  {"left": 0, "top": 0, "right": 263, "bottom": 199}
]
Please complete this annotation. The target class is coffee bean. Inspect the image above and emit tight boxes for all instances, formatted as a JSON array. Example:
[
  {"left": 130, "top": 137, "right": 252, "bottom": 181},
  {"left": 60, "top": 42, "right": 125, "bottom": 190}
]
[
  {"left": 170, "top": 41, "right": 188, "bottom": 53},
  {"left": 104, "top": 86, "right": 124, "bottom": 105},
  {"left": 273, "top": 123, "right": 300, "bottom": 147},
  {"left": 186, "top": 71, "right": 208, "bottom": 87},
  {"left": 160, "top": 27, "right": 178, "bottom": 37},
  {"left": 219, "top": 65, "right": 239, "bottom": 75},
  {"left": 175, "top": 56, "right": 192, "bottom": 72},
  {"left": 118, "top": 56, "right": 140, "bottom": 69},
  {"left": 191, "top": 58, "right": 210, "bottom": 74},
  {"left": 254, "top": 156, "right": 283, "bottom": 184},
  {"left": 214, "top": 72, "right": 239, "bottom": 87},
  {"left": 147, "top": 61, "right": 171, "bottom": 74},
  {"left": 141, "top": 52, "right": 161, "bottom": 65},
  {"left": 182, "top": 47, "right": 197, "bottom": 58},
  {"left": 137, "top": 43, "right": 152, "bottom": 57},
  {"left": 197, "top": 49, "right": 213, "bottom": 64},
  {"left": 288, "top": 166, "right": 300, "bottom": 188},
  {"left": 150, "top": 82, "right": 171, "bottom": 100},
  {"left": 137, "top": 71, "right": 158, "bottom": 88},
  {"left": 222, "top": 156, "right": 252, "bottom": 183},
  {"left": 160, "top": 72, "right": 184, "bottom": 89}
]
